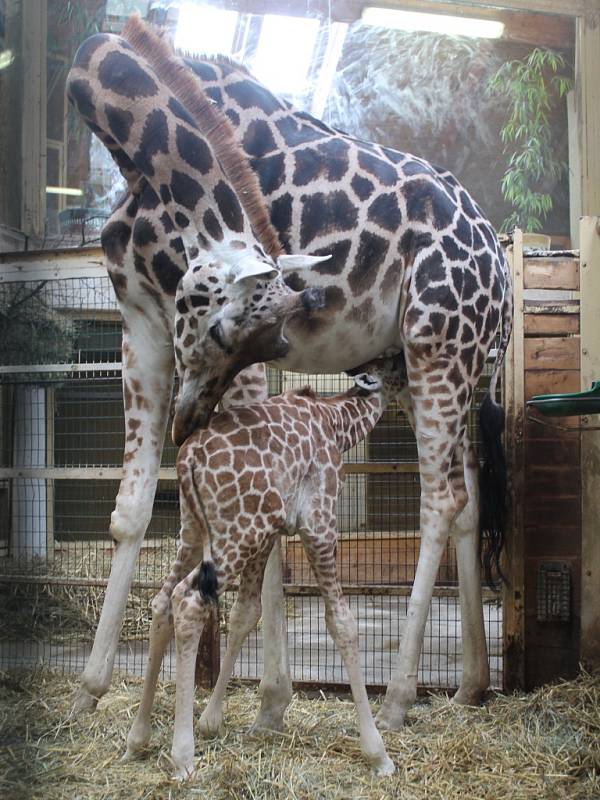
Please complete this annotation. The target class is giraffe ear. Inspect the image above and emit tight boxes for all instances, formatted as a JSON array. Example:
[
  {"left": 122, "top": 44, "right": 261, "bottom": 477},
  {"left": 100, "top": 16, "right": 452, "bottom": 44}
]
[
  {"left": 277, "top": 254, "right": 332, "bottom": 271},
  {"left": 354, "top": 373, "right": 382, "bottom": 392},
  {"left": 228, "top": 258, "right": 278, "bottom": 284}
]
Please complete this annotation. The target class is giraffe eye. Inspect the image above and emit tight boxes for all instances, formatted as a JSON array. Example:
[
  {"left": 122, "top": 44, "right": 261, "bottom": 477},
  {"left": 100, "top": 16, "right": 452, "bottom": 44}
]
[{"left": 209, "top": 321, "right": 226, "bottom": 350}]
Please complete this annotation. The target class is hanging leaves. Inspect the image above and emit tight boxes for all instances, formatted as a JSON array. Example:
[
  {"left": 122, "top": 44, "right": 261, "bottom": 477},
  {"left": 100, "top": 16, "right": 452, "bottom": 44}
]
[{"left": 488, "top": 48, "right": 572, "bottom": 233}]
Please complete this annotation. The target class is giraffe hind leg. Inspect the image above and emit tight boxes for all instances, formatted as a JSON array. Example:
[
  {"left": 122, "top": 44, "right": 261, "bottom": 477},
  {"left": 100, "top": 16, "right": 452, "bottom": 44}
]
[
  {"left": 124, "top": 534, "right": 202, "bottom": 759},
  {"left": 376, "top": 351, "right": 474, "bottom": 730},
  {"left": 451, "top": 439, "right": 490, "bottom": 705}
]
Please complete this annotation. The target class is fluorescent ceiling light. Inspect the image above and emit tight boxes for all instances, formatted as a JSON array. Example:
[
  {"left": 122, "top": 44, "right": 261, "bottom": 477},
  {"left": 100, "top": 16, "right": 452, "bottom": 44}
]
[
  {"left": 174, "top": 2, "right": 238, "bottom": 57},
  {"left": 362, "top": 7, "right": 505, "bottom": 39},
  {"left": 251, "top": 15, "right": 320, "bottom": 96},
  {"left": 46, "top": 187, "right": 84, "bottom": 196}
]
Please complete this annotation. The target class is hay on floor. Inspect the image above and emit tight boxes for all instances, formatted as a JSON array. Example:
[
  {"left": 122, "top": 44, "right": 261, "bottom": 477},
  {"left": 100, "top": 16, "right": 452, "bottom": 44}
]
[{"left": 0, "top": 669, "right": 599, "bottom": 800}]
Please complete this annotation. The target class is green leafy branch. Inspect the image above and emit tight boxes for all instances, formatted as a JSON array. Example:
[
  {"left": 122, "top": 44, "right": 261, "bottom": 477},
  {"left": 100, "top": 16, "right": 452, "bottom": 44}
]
[{"left": 488, "top": 48, "right": 572, "bottom": 233}]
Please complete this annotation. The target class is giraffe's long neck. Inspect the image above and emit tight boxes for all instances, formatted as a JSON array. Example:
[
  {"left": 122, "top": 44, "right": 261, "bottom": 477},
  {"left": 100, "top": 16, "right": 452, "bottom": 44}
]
[
  {"left": 67, "top": 28, "right": 279, "bottom": 268},
  {"left": 324, "top": 391, "right": 385, "bottom": 454}
]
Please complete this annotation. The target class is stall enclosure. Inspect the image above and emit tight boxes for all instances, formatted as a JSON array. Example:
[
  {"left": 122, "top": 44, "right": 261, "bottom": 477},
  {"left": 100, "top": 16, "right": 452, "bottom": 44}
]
[{"left": 0, "top": 246, "right": 502, "bottom": 691}]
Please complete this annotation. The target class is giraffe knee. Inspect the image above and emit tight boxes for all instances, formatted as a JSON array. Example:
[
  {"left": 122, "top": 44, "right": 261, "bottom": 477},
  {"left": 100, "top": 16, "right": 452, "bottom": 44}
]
[
  {"left": 109, "top": 504, "right": 152, "bottom": 544},
  {"left": 151, "top": 590, "right": 172, "bottom": 622}
]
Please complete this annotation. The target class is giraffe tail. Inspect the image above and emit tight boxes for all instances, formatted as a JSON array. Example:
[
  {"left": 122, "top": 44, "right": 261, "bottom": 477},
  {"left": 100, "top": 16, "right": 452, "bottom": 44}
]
[
  {"left": 178, "top": 460, "right": 219, "bottom": 604},
  {"left": 479, "top": 265, "right": 513, "bottom": 588}
]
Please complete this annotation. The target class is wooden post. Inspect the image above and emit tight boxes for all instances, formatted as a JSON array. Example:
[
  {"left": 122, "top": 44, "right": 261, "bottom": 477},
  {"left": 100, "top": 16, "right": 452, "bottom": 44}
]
[
  {"left": 503, "top": 229, "right": 526, "bottom": 691},
  {"left": 21, "top": 0, "right": 47, "bottom": 241},
  {"left": 579, "top": 215, "right": 600, "bottom": 671},
  {"left": 575, "top": 9, "right": 600, "bottom": 220},
  {"left": 195, "top": 604, "right": 221, "bottom": 689}
]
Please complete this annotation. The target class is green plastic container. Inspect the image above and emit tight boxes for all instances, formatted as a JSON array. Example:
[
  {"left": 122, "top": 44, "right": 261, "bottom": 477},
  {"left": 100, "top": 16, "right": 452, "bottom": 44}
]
[{"left": 527, "top": 380, "right": 600, "bottom": 417}]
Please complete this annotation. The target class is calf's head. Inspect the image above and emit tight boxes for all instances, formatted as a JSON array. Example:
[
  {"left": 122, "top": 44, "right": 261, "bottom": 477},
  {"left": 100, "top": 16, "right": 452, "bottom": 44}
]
[{"left": 172, "top": 253, "right": 326, "bottom": 445}]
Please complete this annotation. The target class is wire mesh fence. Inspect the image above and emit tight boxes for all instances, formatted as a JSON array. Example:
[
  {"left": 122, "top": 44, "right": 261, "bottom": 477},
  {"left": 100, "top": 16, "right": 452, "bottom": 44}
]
[{"left": 0, "top": 260, "right": 503, "bottom": 692}]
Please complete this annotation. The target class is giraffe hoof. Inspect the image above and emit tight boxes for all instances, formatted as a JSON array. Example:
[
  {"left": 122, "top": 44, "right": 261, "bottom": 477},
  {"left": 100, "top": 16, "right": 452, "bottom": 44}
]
[
  {"left": 173, "top": 761, "right": 196, "bottom": 782},
  {"left": 373, "top": 755, "right": 396, "bottom": 777},
  {"left": 375, "top": 706, "right": 406, "bottom": 732},
  {"left": 199, "top": 705, "right": 223, "bottom": 738},
  {"left": 72, "top": 687, "right": 99, "bottom": 716},
  {"left": 249, "top": 710, "right": 285, "bottom": 734},
  {"left": 451, "top": 686, "right": 486, "bottom": 706}
]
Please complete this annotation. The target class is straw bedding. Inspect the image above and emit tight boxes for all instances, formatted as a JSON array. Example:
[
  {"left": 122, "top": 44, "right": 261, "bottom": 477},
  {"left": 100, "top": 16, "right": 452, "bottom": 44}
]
[{"left": 1, "top": 669, "right": 599, "bottom": 800}]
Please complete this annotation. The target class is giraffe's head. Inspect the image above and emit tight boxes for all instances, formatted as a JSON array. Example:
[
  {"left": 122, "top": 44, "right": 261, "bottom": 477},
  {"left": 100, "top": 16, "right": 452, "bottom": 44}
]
[
  {"left": 172, "top": 252, "right": 327, "bottom": 445},
  {"left": 348, "top": 353, "right": 408, "bottom": 401}
]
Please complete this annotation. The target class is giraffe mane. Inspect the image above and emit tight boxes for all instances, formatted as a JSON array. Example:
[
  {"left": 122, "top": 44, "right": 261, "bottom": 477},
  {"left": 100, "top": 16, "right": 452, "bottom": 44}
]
[
  {"left": 122, "top": 14, "right": 283, "bottom": 260},
  {"left": 181, "top": 51, "right": 253, "bottom": 79}
]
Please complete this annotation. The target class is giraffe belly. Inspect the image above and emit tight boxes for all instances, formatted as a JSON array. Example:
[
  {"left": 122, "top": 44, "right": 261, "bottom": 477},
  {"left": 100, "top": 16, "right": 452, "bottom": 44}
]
[{"left": 274, "top": 309, "right": 401, "bottom": 374}]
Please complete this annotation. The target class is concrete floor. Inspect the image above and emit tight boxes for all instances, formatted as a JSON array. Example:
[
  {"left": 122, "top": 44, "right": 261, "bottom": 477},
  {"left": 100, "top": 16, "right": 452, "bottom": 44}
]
[{"left": 1, "top": 595, "right": 502, "bottom": 690}]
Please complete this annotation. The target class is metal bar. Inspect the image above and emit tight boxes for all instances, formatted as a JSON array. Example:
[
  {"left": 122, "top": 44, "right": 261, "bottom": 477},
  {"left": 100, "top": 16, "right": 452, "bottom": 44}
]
[
  {"left": 0, "top": 362, "right": 122, "bottom": 375},
  {"left": 343, "top": 462, "right": 419, "bottom": 474},
  {"left": 0, "top": 464, "right": 419, "bottom": 479},
  {"left": 527, "top": 412, "right": 600, "bottom": 433},
  {"left": 0, "top": 573, "right": 498, "bottom": 600}
]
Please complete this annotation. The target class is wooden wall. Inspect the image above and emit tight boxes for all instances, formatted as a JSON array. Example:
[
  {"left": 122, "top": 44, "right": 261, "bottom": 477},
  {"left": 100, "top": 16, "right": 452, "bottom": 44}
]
[{"left": 505, "top": 231, "right": 584, "bottom": 690}]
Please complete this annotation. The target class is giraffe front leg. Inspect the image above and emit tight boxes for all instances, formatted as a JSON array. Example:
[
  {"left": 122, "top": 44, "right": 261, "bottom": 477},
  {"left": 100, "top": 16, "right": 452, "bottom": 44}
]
[
  {"left": 252, "top": 539, "right": 292, "bottom": 732},
  {"left": 172, "top": 574, "right": 210, "bottom": 782},
  {"left": 74, "top": 307, "right": 174, "bottom": 714},
  {"left": 201, "top": 540, "right": 274, "bottom": 737},
  {"left": 125, "top": 534, "right": 202, "bottom": 759},
  {"left": 451, "top": 442, "right": 490, "bottom": 706}
]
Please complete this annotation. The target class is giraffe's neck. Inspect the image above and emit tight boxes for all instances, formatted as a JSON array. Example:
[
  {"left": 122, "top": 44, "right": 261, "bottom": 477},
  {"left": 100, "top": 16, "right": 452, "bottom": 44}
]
[
  {"left": 68, "top": 27, "right": 279, "bottom": 271},
  {"left": 324, "top": 391, "right": 385, "bottom": 454}
]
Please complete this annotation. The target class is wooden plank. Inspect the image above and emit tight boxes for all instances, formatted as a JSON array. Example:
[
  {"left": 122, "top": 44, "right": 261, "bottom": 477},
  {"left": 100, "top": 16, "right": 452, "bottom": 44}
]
[
  {"left": 0, "top": 246, "right": 105, "bottom": 282},
  {"left": 523, "top": 258, "right": 580, "bottom": 290},
  {"left": 524, "top": 337, "right": 580, "bottom": 371},
  {"left": 525, "top": 369, "right": 581, "bottom": 400},
  {"left": 579, "top": 216, "right": 600, "bottom": 670},
  {"left": 20, "top": 0, "right": 47, "bottom": 240},
  {"left": 344, "top": 461, "right": 419, "bottom": 474},
  {"left": 195, "top": 605, "right": 220, "bottom": 689},
  {"left": 524, "top": 314, "right": 580, "bottom": 336},
  {"left": 503, "top": 230, "right": 526, "bottom": 691},
  {"left": 284, "top": 536, "right": 457, "bottom": 585},
  {"left": 568, "top": 91, "right": 582, "bottom": 249}
]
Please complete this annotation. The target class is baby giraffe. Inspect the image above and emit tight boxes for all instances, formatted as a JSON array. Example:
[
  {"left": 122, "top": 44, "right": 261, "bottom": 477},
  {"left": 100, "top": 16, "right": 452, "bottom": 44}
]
[{"left": 125, "top": 357, "right": 406, "bottom": 779}]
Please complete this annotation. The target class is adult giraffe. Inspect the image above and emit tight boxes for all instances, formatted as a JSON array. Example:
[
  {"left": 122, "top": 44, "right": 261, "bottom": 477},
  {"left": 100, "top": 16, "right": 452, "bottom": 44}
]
[{"left": 67, "top": 16, "right": 512, "bottom": 731}]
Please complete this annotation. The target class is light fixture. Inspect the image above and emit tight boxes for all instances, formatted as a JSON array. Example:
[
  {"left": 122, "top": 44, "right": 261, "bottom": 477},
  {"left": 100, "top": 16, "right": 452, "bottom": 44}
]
[
  {"left": 45, "top": 187, "right": 84, "bottom": 196},
  {"left": 251, "top": 14, "right": 320, "bottom": 97},
  {"left": 174, "top": 2, "right": 238, "bottom": 57},
  {"left": 362, "top": 7, "right": 505, "bottom": 39}
]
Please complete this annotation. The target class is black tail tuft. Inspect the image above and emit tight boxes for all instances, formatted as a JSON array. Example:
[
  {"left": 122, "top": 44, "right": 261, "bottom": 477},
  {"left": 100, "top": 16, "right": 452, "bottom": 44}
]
[
  {"left": 193, "top": 561, "right": 219, "bottom": 604},
  {"left": 479, "top": 391, "right": 507, "bottom": 589}
]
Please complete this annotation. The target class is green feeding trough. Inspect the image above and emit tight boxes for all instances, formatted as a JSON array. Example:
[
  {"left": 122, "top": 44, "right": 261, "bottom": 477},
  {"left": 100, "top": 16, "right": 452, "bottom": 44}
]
[{"left": 527, "top": 381, "right": 600, "bottom": 417}]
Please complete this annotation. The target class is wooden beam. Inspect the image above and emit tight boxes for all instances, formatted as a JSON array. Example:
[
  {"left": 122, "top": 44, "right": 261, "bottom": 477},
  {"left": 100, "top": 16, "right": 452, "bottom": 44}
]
[
  {"left": 524, "top": 337, "right": 580, "bottom": 371},
  {"left": 575, "top": 10, "right": 600, "bottom": 218},
  {"left": 222, "top": 0, "right": 593, "bottom": 21},
  {"left": 523, "top": 258, "right": 580, "bottom": 291},
  {"left": 579, "top": 216, "right": 600, "bottom": 671},
  {"left": 20, "top": 0, "right": 47, "bottom": 241},
  {"left": 503, "top": 229, "right": 526, "bottom": 691}
]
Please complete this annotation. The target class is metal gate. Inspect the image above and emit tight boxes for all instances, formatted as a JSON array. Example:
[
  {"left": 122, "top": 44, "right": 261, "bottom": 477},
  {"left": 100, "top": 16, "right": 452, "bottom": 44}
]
[{"left": 0, "top": 247, "right": 502, "bottom": 691}]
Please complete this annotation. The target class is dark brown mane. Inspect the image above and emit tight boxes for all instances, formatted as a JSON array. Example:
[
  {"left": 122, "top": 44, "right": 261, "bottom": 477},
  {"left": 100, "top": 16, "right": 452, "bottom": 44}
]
[{"left": 122, "top": 15, "right": 282, "bottom": 260}]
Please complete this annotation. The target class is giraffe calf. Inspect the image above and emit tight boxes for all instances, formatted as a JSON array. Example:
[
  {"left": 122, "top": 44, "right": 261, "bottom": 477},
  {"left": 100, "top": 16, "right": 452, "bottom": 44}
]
[{"left": 125, "top": 357, "right": 406, "bottom": 780}]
